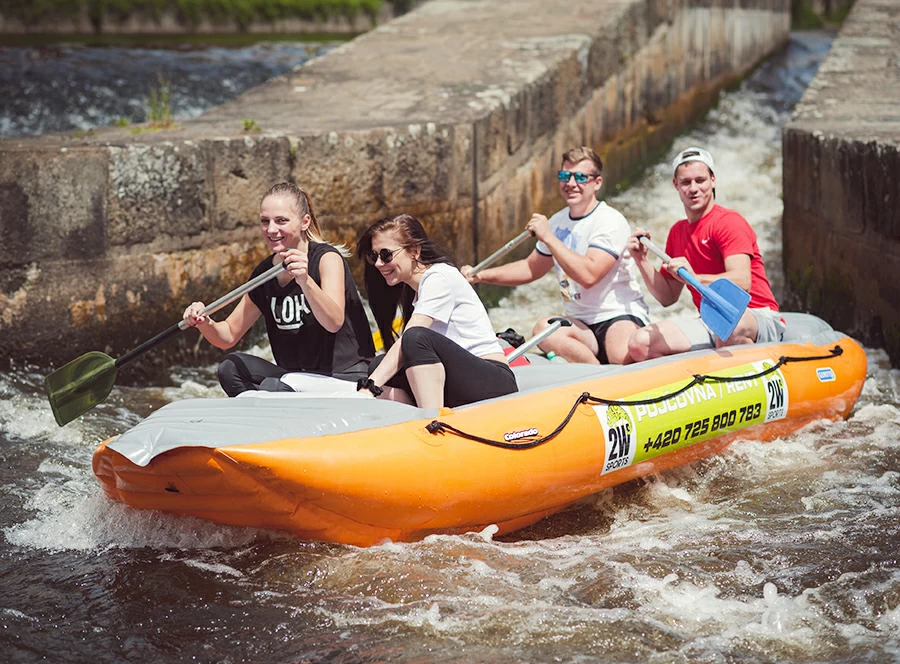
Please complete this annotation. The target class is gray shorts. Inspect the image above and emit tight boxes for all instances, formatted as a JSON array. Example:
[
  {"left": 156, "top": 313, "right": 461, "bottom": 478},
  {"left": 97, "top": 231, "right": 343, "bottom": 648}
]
[{"left": 672, "top": 308, "right": 786, "bottom": 351}]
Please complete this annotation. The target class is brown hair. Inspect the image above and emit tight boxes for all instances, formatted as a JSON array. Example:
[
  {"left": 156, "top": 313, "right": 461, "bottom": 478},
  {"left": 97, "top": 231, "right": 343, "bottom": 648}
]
[
  {"left": 561, "top": 146, "right": 603, "bottom": 175},
  {"left": 261, "top": 182, "right": 349, "bottom": 256},
  {"left": 355, "top": 213, "right": 457, "bottom": 350}
]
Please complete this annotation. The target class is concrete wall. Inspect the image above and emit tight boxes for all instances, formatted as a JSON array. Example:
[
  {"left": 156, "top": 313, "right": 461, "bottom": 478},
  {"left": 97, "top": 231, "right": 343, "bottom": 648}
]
[
  {"left": 783, "top": 0, "right": 900, "bottom": 363},
  {"left": 0, "top": 0, "right": 791, "bottom": 370}
]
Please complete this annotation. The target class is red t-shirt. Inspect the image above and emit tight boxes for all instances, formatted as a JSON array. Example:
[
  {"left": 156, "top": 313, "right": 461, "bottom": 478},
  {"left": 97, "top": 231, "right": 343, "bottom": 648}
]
[{"left": 662, "top": 205, "right": 779, "bottom": 312}]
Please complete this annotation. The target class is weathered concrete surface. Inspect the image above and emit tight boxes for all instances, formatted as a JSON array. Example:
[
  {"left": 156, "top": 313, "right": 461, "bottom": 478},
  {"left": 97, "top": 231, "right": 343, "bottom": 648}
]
[
  {"left": 782, "top": 0, "right": 900, "bottom": 363},
  {"left": 0, "top": 0, "right": 790, "bottom": 370}
]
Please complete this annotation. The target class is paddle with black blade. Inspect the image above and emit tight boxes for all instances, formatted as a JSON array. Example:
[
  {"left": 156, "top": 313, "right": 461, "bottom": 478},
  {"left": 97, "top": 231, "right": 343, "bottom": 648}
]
[
  {"left": 45, "top": 262, "right": 288, "bottom": 427},
  {"left": 639, "top": 236, "right": 751, "bottom": 342}
]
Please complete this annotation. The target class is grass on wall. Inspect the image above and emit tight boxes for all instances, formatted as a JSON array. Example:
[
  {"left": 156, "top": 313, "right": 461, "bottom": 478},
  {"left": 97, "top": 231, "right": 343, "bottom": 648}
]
[{"left": 0, "top": 0, "right": 414, "bottom": 31}]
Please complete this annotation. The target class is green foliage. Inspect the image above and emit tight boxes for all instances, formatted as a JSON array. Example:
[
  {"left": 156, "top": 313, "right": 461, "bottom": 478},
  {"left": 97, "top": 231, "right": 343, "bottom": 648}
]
[
  {"left": 1, "top": 0, "right": 393, "bottom": 30},
  {"left": 147, "top": 73, "right": 174, "bottom": 128},
  {"left": 113, "top": 117, "right": 130, "bottom": 126},
  {"left": 791, "top": 0, "right": 854, "bottom": 29},
  {"left": 791, "top": 0, "right": 824, "bottom": 29},
  {"left": 241, "top": 118, "right": 260, "bottom": 131}
]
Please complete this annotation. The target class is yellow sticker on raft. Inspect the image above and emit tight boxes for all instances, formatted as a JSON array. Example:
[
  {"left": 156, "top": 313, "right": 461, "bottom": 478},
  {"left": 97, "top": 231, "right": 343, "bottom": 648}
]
[{"left": 594, "top": 360, "right": 788, "bottom": 475}]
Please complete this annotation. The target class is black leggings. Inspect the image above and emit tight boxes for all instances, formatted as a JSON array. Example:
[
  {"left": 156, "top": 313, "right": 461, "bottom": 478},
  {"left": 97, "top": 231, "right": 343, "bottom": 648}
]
[
  {"left": 217, "top": 353, "right": 288, "bottom": 397},
  {"left": 369, "top": 327, "right": 518, "bottom": 408},
  {"left": 216, "top": 352, "right": 366, "bottom": 397}
]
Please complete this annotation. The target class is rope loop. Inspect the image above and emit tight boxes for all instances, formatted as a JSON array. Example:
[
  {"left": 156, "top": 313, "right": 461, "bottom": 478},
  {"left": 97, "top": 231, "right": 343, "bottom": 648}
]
[{"left": 424, "top": 346, "right": 843, "bottom": 450}]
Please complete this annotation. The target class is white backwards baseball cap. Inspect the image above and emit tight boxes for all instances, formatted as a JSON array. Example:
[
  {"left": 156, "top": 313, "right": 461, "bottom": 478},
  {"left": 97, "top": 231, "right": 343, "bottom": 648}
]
[{"left": 672, "top": 147, "right": 715, "bottom": 175}]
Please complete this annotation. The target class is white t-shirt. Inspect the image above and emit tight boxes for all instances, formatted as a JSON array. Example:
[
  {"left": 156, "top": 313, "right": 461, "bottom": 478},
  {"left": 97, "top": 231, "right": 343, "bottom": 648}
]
[
  {"left": 413, "top": 263, "right": 503, "bottom": 357},
  {"left": 535, "top": 201, "right": 649, "bottom": 326}
]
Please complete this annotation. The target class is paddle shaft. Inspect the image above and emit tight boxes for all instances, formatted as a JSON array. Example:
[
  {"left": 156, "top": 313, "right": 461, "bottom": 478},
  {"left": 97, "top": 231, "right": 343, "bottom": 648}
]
[
  {"left": 506, "top": 317, "right": 572, "bottom": 363},
  {"left": 638, "top": 236, "right": 708, "bottom": 292},
  {"left": 116, "top": 262, "right": 287, "bottom": 368},
  {"left": 638, "top": 235, "right": 749, "bottom": 341},
  {"left": 470, "top": 231, "right": 533, "bottom": 274}
]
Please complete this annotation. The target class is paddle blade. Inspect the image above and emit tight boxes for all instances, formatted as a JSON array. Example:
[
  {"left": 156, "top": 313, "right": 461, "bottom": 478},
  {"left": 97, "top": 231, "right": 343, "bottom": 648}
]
[
  {"left": 699, "top": 278, "right": 751, "bottom": 341},
  {"left": 45, "top": 351, "right": 119, "bottom": 426}
]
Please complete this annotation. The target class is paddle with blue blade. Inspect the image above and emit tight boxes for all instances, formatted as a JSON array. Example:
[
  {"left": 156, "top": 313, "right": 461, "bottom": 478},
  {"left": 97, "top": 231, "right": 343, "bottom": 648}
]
[
  {"left": 45, "top": 261, "right": 288, "bottom": 427},
  {"left": 639, "top": 236, "right": 750, "bottom": 342}
]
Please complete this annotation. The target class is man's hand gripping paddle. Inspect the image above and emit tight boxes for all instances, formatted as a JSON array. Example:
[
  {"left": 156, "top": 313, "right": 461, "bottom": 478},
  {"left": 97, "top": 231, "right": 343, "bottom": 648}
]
[{"left": 639, "top": 236, "right": 750, "bottom": 342}]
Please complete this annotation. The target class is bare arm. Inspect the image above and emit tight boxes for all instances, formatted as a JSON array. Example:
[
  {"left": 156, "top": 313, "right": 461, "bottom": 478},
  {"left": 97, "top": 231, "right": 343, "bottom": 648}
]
[
  {"left": 184, "top": 293, "right": 262, "bottom": 349},
  {"left": 541, "top": 239, "right": 617, "bottom": 289},
  {"left": 368, "top": 313, "right": 434, "bottom": 388},
  {"left": 298, "top": 251, "right": 346, "bottom": 333},
  {"left": 463, "top": 250, "right": 554, "bottom": 286},
  {"left": 664, "top": 253, "right": 752, "bottom": 293},
  {"left": 626, "top": 228, "right": 684, "bottom": 307},
  {"left": 697, "top": 253, "right": 752, "bottom": 291}
]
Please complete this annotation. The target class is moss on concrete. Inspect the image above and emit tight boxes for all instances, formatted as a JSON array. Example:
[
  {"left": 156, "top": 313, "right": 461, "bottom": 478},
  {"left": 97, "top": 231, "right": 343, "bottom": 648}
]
[{"left": 1, "top": 0, "right": 407, "bottom": 33}]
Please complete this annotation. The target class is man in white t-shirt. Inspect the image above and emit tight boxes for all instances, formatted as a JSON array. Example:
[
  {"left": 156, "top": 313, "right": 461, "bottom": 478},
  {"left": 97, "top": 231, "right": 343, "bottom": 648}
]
[{"left": 462, "top": 146, "right": 649, "bottom": 364}]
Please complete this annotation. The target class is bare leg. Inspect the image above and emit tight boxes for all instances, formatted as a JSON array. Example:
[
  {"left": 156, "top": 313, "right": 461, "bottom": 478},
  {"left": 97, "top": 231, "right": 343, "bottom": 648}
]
[
  {"left": 603, "top": 320, "right": 641, "bottom": 365},
  {"left": 627, "top": 320, "right": 694, "bottom": 362},
  {"left": 717, "top": 310, "right": 758, "bottom": 347},
  {"left": 532, "top": 317, "right": 600, "bottom": 364},
  {"left": 379, "top": 386, "right": 415, "bottom": 405},
  {"left": 406, "top": 362, "right": 447, "bottom": 409}
]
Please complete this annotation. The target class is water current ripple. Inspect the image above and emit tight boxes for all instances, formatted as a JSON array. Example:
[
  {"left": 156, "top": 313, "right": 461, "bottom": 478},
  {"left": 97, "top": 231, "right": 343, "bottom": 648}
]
[{"left": 2, "top": 30, "right": 900, "bottom": 663}]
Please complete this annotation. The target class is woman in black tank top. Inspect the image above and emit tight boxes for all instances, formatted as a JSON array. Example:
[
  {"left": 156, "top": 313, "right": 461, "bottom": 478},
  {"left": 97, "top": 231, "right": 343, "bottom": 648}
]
[{"left": 182, "top": 183, "right": 375, "bottom": 396}]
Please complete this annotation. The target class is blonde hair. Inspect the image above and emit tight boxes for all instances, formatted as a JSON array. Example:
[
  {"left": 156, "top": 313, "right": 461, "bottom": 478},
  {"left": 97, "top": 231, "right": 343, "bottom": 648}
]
[
  {"left": 260, "top": 182, "right": 350, "bottom": 257},
  {"left": 561, "top": 146, "right": 603, "bottom": 175}
]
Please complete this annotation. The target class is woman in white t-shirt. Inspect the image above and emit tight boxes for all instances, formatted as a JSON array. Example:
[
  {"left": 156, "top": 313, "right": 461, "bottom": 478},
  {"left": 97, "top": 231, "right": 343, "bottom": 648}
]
[{"left": 355, "top": 214, "right": 518, "bottom": 408}]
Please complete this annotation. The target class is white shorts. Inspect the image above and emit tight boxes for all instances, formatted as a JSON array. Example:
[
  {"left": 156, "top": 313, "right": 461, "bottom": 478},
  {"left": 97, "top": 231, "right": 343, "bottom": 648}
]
[
  {"left": 672, "top": 308, "right": 786, "bottom": 350},
  {"left": 278, "top": 372, "right": 358, "bottom": 393}
]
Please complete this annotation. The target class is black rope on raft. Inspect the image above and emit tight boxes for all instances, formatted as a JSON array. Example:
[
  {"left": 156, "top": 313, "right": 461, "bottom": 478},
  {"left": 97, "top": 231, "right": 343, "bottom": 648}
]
[{"left": 424, "top": 345, "right": 844, "bottom": 449}]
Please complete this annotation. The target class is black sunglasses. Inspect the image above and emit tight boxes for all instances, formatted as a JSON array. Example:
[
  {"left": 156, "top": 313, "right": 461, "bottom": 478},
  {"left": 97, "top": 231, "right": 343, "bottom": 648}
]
[
  {"left": 557, "top": 170, "right": 599, "bottom": 184},
  {"left": 365, "top": 247, "right": 404, "bottom": 265}
]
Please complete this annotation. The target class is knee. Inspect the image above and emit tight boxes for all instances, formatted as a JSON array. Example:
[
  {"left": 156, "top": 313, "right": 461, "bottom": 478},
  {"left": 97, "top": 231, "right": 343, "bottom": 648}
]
[
  {"left": 400, "top": 326, "right": 432, "bottom": 353},
  {"left": 217, "top": 353, "right": 241, "bottom": 382},
  {"left": 627, "top": 329, "right": 651, "bottom": 363},
  {"left": 400, "top": 326, "right": 441, "bottom": 365}
]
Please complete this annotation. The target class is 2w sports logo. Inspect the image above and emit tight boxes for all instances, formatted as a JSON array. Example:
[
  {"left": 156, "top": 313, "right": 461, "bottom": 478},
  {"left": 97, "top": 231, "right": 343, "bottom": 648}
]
[
  {"left": 594, "top": 404, "right": 637, "bottom": 475},
  {"left": 753, "top": 360, "right": 789, "bottom": 422}
]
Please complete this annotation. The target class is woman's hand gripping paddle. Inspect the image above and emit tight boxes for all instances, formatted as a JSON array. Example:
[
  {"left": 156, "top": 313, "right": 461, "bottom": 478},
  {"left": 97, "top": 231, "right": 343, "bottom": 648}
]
[
  {"left": 639, "top": 236, "right": 750, "bottom": 342},
  {"left": 45, "top": 262, "right": 288, "bottom": 426}
]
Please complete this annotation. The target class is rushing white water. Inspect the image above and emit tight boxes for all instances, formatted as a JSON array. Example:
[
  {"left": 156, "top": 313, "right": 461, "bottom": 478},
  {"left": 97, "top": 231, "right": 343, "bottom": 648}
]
[{"left": 2, "top": 31, "right": 899, "bottom": 663}]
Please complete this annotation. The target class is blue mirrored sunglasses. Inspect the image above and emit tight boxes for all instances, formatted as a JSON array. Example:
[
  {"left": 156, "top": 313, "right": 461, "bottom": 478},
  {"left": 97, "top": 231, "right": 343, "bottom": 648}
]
[{"left": 557, "top": 170, "right": 598, "bottom": 184}]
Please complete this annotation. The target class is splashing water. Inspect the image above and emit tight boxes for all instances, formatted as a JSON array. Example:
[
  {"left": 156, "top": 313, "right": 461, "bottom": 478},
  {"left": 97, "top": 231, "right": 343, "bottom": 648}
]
[{"left": 3, "top": 31, "right": 900, "bottom": 663}]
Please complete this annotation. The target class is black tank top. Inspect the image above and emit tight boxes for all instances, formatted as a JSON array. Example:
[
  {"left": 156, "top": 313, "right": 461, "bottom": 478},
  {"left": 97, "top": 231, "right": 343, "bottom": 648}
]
[{"left": 247, "top": 243, "right": 375, "bottom": 375}]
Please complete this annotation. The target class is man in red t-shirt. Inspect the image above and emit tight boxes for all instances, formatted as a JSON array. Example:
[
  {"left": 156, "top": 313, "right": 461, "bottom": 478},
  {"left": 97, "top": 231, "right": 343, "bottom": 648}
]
[{"left": 625, "top": 146, "right": 784, "bottom": 361}]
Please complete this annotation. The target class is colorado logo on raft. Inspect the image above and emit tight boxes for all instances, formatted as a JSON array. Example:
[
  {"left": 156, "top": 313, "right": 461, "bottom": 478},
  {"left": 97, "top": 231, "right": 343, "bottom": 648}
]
[
  {"left": 816, "top": 367, "right": 836, "bottom": 382},
  {"left": 503, "top": 427, "right": 539, "bottom": 442}
]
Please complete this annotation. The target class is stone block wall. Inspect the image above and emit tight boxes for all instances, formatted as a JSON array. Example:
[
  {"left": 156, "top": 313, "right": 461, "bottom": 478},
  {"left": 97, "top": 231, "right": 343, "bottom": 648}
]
[
  {"left": 782, "top": 0, "right": 900, "bottom": 362},
  {"left": 0, "top": 0, "right": 791, "bottom": 369}
]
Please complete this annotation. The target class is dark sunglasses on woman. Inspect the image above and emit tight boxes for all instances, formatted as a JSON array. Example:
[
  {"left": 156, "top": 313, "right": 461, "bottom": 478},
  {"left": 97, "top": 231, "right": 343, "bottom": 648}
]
[
  {"left": 365, "top": 247, "right": 404, "bottom": 265},
  {"left": 557, "top": 170, "right": 598, "bottom": 184}
]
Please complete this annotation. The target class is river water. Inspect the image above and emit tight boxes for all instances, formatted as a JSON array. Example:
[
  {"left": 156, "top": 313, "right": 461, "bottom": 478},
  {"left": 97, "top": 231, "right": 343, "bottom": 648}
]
[
  {"left": 3, "top": 31, "right": 900, "bottom": 663},
  {"left": 0, "top": 40, "right": 334, "bottom": 137}
]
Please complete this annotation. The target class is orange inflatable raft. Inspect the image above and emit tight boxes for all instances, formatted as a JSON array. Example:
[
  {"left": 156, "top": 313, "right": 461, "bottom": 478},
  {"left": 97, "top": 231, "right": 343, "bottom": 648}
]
[{"left": 93, "top": 314, "right": 867, "bottom": 546}]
